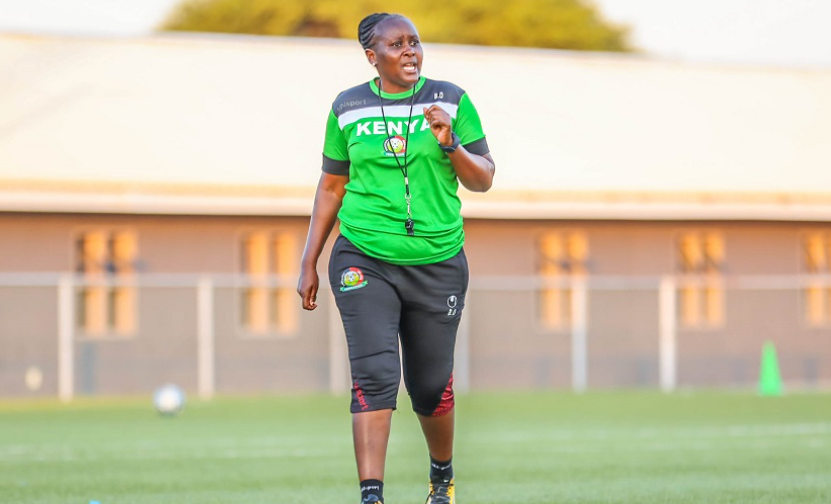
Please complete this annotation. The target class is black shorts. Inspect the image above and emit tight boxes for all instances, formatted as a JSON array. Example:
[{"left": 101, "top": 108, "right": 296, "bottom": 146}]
[{"left": 328, "top": 235, "right": 469, "bottom": 416}]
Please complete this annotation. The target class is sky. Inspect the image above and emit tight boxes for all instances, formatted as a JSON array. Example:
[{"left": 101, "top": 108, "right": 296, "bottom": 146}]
[{"left": 0, "top": 0, "right": 830, "bottom": 68}]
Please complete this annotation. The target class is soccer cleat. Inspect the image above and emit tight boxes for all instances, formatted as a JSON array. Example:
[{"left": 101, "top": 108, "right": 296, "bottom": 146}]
[
  {"left": 425, "top": 478, "right": 454, "bottom": 504},
  {"left": 361, "top": 495, "right": 383, "bottom": 504}
]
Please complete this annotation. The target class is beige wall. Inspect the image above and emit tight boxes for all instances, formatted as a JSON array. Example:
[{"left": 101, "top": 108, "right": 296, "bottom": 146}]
[
  {"left": 0, "top": 214, "right": 821, "bottom": 276},
  {"left": 463, "top": 219, "right": 812, "bottom": 276},
  {"left": 2, "top": 213, "right": 830, "bottom": 396},
  {"left": 0, "top": 213, "right": 312, "bottom": 273},
  {"left": 463, "top": 219, "right": 831, "bottom": 389}
]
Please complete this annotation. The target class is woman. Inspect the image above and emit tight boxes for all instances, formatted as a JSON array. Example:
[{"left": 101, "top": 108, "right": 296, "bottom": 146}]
[{"left": 297, "top": 12, "right": 495, "bottom": 504}]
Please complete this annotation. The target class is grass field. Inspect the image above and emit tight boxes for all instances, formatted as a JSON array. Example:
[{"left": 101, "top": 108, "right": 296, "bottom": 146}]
[{"left": 1, "top": 391, "right": 830, "bottom": 504}]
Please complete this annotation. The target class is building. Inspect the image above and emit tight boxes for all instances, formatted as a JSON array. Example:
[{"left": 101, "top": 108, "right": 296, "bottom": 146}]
[{"left": 2, "top": 33, "right": 831, "bottom": 398}]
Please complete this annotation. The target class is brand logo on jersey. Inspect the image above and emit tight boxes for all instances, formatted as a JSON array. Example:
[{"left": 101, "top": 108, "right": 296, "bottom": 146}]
[
  {"left": 383, "top": 135, "right": 407, "bottom": 157},
  {"left": 447, "top": 295, "right": 458, "bottom": 316},
  {"left": 336, "top": 99, "right": 367, "bottom": 112},
  {"left": 340, "top": 267, "right": 368, "bottom": 292}
]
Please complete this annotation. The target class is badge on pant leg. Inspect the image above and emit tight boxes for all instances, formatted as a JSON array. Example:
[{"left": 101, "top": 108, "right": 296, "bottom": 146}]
[
  {"left": 447, "top": 295, "right": 458, "bottom": 316},
  {"left": 340, "top": 267, "right": 368, "bottom": 292}
]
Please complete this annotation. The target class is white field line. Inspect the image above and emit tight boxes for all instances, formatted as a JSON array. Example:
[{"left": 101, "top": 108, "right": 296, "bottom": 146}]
[
  {"left": 552, "top": 438, "right": 827, "bottom": 454},
  {"left": 466, "top": 422, "right": 831, "bottom": 456},
  {"left": 477, "top": 422, "right": 831, "bottom": 444},
  {"left": 0, "top": 445, "right": 333, "bottom": 462},
  {"left": 0, "top": 438, "right": 826, "bottom": 462},
  {"left": 1, "top": 423, "right": 830, "bottom": 462},
  {"left": 0, "top": 435, "right": 342, "bottom": 462}
]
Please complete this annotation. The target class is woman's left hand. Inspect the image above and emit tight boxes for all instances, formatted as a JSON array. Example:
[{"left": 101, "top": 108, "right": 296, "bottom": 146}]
[{"left": 423, "top": 105, "right": 454, "bottom": 147}]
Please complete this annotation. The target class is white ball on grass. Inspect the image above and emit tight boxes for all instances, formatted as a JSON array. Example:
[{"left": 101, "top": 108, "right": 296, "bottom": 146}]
[{"left": 153, "top": 384, "right": 186, "bottom": 416}]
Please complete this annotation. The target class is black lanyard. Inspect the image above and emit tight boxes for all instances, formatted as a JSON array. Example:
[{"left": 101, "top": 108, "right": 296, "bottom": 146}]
[{"left": 378, "top": 80, "right": 417, "bottom": 236}]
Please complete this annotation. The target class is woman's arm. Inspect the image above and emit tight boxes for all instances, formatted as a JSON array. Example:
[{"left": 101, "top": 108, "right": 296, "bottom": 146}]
[
  {"left": 423, "top": 104, "right": 495, "bottom": 193},
  {"left": 297, "top": 172, "right": 348, "bottom": 311},
  {"left": 445, "top": 150, "right": 495, "bottom": 192}
]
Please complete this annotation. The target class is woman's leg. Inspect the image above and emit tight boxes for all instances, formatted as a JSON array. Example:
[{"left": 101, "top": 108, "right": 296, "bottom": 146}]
[
  {"left": 354, "top": 409, "right": 394, "bottom": 480},
  {"left": 397, "top": 250, "right": 468, "bottom": 504},
  {"left": 399, "top": 325, "right": 459, "bottom": 503},
  {"left": 329, "top": 236, "right": 403, "bottom": 503},
  {"left": 417, "top": 408, "right": 454, "bottom": 462}
]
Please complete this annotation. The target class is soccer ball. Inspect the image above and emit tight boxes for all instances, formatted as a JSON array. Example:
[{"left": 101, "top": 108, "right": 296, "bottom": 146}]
[{"left": 153, "top": 384, "right": 186, "bottom": 416}]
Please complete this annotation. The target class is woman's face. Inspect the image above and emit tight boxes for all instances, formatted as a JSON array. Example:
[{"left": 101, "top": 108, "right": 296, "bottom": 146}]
[{"left": 367, "top": 17, "right": 423, "bottom": 94}]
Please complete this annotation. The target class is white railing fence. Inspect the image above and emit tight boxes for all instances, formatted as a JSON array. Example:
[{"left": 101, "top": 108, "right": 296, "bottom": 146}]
[{"left": 1, "top": 273, "right": 829, "bottom": 400}]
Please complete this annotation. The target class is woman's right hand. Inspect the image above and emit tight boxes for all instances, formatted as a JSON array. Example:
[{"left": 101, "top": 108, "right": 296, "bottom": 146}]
[
  {"left": 297, "top": 265, "right": 320, "bottom": 311},
  {"left": 297, "top": 172, "right": 348, "bottom": 312}
]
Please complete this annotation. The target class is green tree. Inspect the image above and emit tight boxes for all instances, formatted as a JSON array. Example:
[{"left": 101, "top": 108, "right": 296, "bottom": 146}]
[{"left": 160, "top": 0, "right": 632, "bottom": 52}]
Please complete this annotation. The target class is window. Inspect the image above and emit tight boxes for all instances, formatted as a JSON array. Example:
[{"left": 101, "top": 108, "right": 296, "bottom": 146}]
[
  {"left": 75, "top": 230, "right": 137, "bottom": 336},
  {"left": 677, "top": 232, "right": 724, "bottom": 328},
  {"left": 240, "top": 231, "right": 297, "bottom": 336},
  {"left": 803, "top": 232, "right": 831, "bottom": 326},
  {"left": 538, "top": 231, "right": 587, "bottom": 330}
]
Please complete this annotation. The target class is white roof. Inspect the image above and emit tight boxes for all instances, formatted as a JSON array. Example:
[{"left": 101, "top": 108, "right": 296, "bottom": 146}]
[{"left": 2, "top": 32, "right": 831, "bottom": 219}]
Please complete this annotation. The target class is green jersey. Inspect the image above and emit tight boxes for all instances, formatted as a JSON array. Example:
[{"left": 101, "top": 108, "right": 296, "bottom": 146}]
[{"left": 322, "top": 76, "right": 489, "bottom": 265}]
